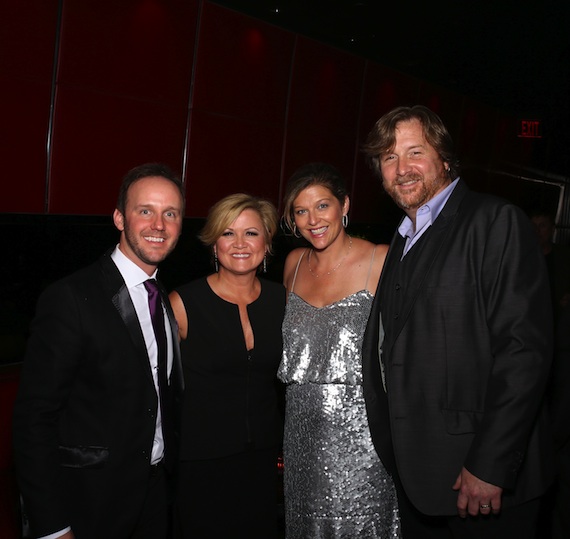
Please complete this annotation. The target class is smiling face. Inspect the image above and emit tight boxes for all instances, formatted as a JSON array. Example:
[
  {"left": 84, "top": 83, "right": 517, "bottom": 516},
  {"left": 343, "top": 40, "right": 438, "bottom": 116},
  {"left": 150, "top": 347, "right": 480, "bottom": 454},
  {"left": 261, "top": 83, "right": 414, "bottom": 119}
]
[
  {"left": 292, "top": 184, "right": 349, "bottom": 251},
  {"left": 214, "top": 209, "right": 267, "bottom": 276},
  {"left": 113, "top": 176, "right": 183, "bottom": 275},
  {"left": 380, "top": 118, "right": 450, "bottom": 219}
]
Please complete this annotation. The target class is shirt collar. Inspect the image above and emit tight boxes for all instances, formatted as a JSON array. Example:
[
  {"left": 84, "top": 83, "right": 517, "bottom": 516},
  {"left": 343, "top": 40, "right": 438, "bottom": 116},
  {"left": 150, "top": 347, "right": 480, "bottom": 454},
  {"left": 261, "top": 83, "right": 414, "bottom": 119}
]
[
  {"left": 398, "top": 178, "right": 459, "bottom": 239},
  {"left": 111, "top": 245, "right": 158, "bottom": 288}
]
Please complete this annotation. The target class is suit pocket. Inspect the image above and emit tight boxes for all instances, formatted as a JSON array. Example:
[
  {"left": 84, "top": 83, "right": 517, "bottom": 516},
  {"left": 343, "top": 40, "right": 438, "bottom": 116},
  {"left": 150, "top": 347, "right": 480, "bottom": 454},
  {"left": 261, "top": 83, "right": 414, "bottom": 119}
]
[
  {"left": 442, "top": 409, "right": 483, "bottom": 434},
  {"left": 59, "top": 445, "right": 109, "bottom": 468}
]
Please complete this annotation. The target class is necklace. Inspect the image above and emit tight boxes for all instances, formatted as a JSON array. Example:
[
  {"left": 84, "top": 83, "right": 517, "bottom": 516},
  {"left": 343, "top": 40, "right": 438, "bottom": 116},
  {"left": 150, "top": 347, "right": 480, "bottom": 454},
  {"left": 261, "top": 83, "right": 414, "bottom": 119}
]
[{"left": 308, "top": 236, "right": 352, "bottom": 278}]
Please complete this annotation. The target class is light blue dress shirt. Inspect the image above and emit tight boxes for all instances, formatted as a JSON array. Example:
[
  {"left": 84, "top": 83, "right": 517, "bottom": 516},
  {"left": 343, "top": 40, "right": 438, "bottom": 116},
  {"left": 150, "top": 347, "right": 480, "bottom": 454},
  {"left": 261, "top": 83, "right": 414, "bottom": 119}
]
[{"left": 398, "top": 178, "right": 459, "bottom": 259}]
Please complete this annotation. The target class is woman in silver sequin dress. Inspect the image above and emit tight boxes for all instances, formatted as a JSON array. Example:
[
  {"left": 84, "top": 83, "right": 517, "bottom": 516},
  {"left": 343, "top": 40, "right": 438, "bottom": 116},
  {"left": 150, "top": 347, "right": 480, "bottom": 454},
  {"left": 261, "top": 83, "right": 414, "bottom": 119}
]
[{"left": 278, "top": 163, "right": 401, "bottom": 538}]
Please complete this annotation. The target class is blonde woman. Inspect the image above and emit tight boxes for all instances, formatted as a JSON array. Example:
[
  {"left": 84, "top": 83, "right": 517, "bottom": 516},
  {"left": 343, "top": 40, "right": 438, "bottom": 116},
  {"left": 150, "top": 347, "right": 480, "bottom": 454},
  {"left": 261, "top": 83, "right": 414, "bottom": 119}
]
[{"left": 170, "top": 194, "right": 285, "bottom": 538}]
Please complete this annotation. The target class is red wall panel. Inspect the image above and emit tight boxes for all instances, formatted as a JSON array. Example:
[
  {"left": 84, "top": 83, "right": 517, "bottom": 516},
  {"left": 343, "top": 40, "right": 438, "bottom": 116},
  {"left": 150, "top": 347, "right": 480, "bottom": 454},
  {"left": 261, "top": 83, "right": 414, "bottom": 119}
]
[
  {"left": 283, "top": 36, "right": 365, "bottom": 191},
  {"left": 416, "top": 81, "right": 464, "bottom": 142},
  {"left": 352, "top": 62, "right": 420, "bottom": 223},
  {"left": 48, "top": 0, "right": 198, "bottom": 214},
  {"left": 185, "top": 110, "right": 284, "bottom": 216},
  {"left": 457, "top": 99, "right": 498, "bottom": 167},
  {"left": 186, "top": 2, "right": 295, "bottom": 216},
  {"left": 49, "top": 87, "right": 190, "bottom": 214},
  {"left": 0, "top": 0, "right": 59, "bottom": 213},
  {"left": 0, "top": 0, "right": 542, "bottom": 221},
  {"left": 0, "top": 80, "right": 53, "bottom": 214},
  {"left": 55, "top": 0, "right": 195, "bottom": 104},
  {"left": 192, "top": 2, "right": 294, "bottom": 124},
  {"left": 358, "top": 62, "right": 420, "bottom": 131}
]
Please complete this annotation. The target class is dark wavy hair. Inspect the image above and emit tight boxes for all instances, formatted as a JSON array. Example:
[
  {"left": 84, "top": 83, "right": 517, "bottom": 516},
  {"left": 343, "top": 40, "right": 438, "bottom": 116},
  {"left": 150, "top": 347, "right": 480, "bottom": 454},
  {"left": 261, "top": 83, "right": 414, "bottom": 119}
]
[{"left": 362, "top": 105, "right": 460, "bottom": 181}]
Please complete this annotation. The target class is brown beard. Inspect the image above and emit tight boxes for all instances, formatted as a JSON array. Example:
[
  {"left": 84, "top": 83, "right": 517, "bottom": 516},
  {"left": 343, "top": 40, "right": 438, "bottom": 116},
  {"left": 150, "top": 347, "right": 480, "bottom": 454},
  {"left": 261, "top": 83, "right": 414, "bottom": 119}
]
[{"left": 384, "top": 173, "right": 449, "bottom": 211}]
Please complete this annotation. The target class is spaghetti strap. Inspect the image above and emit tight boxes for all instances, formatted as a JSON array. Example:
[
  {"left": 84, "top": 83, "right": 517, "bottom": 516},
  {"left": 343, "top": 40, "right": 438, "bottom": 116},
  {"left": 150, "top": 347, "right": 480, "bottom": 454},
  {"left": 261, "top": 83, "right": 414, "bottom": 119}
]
[
  {"left": 290, "top": 250, "right": 308, "bottom": 293},
  {"left": 364, "top": 246, "right": 377, "bottom": 291}
]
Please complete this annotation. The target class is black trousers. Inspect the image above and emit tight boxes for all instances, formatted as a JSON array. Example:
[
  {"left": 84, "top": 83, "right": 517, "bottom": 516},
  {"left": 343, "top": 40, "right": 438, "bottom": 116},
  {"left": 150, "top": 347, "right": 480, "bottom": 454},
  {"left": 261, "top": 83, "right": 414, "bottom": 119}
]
[
  {"left": 131, "top": 462, "right": 170, "bottom": 539},
  {"left": 55, "top": 462, "right": 170, "bottom": 539}
]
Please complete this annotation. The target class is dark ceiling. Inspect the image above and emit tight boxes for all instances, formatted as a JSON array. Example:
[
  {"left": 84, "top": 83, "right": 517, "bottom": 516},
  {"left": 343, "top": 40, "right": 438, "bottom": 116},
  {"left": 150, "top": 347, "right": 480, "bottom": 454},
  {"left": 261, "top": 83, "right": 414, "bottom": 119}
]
[{"left": 214, "top": 0, "right": 570, "bottom": 175}]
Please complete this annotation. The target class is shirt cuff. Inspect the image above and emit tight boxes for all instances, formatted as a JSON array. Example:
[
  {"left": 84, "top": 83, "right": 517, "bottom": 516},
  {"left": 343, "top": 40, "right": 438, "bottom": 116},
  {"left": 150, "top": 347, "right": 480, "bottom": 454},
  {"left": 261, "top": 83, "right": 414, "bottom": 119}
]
[{"left": 38, "top": 526, "right": 72, "bottom": 539}]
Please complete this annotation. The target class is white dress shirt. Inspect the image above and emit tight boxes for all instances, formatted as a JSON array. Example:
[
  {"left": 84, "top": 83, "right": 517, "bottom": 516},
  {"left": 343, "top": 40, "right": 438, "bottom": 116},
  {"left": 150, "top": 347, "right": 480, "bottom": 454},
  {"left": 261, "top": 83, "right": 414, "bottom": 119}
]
[{"left": 111, "top": 245, "right": 173, "bottom": 465}]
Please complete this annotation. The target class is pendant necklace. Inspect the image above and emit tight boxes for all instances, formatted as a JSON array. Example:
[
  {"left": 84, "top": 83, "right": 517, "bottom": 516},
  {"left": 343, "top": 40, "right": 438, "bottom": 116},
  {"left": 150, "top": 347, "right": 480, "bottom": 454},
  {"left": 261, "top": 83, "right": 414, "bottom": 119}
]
[{"left": 308, "top": 236, "right": 352, "bottom": 278}]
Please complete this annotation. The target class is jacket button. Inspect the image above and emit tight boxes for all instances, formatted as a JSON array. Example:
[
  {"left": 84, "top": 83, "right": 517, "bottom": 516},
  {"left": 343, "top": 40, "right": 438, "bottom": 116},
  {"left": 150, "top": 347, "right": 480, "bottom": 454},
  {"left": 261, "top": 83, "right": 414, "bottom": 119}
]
[{"left": 395, "top": 283, "right": 401, "bottom": 291}]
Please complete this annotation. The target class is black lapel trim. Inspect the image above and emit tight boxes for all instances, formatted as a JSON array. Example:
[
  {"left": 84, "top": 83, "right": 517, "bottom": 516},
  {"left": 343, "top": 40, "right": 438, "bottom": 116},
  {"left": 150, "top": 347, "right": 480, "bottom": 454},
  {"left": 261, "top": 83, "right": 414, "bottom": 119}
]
[{"left": 98, "top": 252, "right": 155, "bottom": 385}]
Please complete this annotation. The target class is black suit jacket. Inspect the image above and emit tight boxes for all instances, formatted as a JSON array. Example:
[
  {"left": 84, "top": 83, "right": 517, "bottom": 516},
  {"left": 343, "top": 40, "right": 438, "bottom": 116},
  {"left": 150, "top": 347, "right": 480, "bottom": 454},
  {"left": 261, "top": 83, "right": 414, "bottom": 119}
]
[
  {"left": 13, "top": 251, "right": 183, "bottom": 538},
  {"left": 362, "top": 180, "right": 554, "bottom": 516},
  {"left": 550, "top": 306, "right": 570, "bottom": 453}
]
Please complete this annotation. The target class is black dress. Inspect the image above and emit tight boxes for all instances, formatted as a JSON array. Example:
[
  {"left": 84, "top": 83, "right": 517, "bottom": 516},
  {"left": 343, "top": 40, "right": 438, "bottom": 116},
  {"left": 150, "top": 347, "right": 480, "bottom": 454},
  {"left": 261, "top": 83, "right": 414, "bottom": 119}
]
[{"left": 174, "top": 277, "right": 286, "bottom": 539}]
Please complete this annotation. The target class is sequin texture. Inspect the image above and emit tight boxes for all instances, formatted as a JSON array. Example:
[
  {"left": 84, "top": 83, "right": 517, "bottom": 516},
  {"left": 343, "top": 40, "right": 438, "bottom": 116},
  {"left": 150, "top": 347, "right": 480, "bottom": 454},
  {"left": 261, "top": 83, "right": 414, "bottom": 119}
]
[{"left": 279, "top": 291, "right": 400, "bottom": 538}]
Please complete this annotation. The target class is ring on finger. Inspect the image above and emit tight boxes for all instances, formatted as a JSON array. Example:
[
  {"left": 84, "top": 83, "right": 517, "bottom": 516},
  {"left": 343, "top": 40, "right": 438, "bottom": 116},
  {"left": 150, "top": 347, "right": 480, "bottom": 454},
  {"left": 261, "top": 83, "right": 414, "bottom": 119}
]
[{"left": 480, "top": 504, "right": 491, "bottom": 509}]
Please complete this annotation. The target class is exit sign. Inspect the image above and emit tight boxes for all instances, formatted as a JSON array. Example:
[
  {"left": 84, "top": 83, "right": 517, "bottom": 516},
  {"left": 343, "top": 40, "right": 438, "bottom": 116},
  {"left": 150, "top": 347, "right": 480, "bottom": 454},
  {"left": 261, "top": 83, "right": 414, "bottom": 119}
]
[{"left": 518, "top": 119, "right": 542, "bottom": 138}]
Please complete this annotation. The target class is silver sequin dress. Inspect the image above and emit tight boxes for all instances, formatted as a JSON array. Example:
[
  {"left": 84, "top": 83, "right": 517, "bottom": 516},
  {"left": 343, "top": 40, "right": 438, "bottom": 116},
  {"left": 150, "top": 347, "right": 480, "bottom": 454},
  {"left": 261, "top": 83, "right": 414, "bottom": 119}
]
[{"left": 278, "top": 290, "right": 400, "bottom": 538}]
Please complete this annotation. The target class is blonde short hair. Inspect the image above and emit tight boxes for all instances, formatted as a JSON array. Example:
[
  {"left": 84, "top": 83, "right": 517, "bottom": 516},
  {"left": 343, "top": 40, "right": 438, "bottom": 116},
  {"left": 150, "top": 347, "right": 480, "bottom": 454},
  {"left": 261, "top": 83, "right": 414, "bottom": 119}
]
[{"left": 199, "top": 193, "right": 278, "bottom": 253}]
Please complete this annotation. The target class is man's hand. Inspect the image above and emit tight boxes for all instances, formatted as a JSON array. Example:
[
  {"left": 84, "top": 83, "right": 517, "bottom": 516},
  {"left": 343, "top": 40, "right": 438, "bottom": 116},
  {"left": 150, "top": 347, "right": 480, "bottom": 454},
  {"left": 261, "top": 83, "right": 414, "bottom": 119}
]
[{"left": 452, "top": 467, "right": 502, "bottom": 518}]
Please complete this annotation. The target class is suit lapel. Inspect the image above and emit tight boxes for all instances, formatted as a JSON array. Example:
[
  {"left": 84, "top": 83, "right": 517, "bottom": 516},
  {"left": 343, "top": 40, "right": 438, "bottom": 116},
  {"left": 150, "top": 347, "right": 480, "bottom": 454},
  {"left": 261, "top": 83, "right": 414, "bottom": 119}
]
[{"left": 98, "top": 253, "right": 155, "bottom": 385}]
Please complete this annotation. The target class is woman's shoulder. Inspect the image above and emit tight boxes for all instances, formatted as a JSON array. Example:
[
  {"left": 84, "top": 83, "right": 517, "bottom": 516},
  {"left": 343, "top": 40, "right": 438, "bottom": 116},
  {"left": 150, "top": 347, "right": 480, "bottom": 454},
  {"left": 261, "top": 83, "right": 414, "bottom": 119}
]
[
  {"left": 349, "top": 238, "right": 388, "bottom": 292},
  {"left": 284, "top": 246, "right": 308, "bottom": 265},
  {"left": 351, "top": 237, "right": 388, "bottom": 259},
  {"left": 283, "top": 247, "right": 308, "bottom": 285},
  {"left": 372, "top": 241, "right": 389, "bottom": 259}
]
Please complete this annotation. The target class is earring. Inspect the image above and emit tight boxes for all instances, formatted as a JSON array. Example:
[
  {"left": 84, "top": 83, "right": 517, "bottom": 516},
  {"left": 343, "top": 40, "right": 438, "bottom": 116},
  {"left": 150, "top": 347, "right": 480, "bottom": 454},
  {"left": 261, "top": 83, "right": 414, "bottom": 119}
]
[
  {"left": 342, "top": 214, "right": 348, "bottom": 228},
  {"left": 263, "top": 254, "right": 267, "bottom": 273},
  {"left": 293, "top": 224, "right": 301, "bottom": 238},
  {"left": 214, "top": 252, "right": 219, "bottom": 272}
]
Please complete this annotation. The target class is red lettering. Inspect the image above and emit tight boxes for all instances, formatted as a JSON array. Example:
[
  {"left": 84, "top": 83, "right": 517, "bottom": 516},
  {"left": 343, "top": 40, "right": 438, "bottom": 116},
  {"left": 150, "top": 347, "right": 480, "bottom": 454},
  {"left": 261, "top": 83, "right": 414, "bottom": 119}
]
[{"left": 519, "top": 120, "right": 541, "bottom": 138}]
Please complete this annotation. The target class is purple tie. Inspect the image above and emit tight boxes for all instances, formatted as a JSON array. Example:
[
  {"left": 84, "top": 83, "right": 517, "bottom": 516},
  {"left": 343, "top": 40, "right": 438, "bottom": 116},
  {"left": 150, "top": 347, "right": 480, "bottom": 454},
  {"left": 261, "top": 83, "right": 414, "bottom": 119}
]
[{"left": 144, "top": 279, "right": 173, "bottom": 464}]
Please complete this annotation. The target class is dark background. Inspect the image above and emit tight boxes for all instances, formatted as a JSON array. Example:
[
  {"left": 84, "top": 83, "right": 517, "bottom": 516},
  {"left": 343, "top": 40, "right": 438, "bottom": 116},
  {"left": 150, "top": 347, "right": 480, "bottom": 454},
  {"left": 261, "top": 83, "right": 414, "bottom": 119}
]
[
  {"left": 1, "top": 3, "right": 569, "bottom": 536},
  {"left": 1, "top": 0, "right": 569, "bottom": 367},
  {"left": 216, "top": 0, "right": 570, "bottom": 178}
]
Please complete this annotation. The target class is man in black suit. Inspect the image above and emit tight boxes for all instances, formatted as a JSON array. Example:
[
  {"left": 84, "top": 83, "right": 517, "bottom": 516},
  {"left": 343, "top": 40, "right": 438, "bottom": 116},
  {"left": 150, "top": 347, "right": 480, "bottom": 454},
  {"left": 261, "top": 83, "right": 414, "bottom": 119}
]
[
  {"left": 361, "top": 106, "right": 553, "bottom": 538},
  {"left": 13, "top": 163, "right": 185, "bottom": 539}
]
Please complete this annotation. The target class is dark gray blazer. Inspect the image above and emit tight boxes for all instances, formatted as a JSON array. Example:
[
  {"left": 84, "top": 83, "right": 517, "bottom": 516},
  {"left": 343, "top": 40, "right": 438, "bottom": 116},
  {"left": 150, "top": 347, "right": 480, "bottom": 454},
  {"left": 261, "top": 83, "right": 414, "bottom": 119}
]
[{"left": 362, "top": 180, "right": 554, "bottom": 516}]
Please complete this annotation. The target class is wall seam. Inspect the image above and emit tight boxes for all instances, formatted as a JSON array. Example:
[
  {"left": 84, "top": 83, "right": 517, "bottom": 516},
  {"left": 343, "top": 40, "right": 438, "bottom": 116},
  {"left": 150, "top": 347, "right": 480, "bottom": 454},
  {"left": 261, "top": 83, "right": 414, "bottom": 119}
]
[
  {"left": 181, "top": 0, "right": 205, "bottom": 189},
  {"left": 277, "top": 32, "right": 298, "bottom": 214},
  {"left": 45, "top": 0, "right": 65, "bottom": 213}
]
